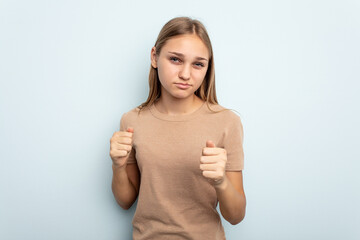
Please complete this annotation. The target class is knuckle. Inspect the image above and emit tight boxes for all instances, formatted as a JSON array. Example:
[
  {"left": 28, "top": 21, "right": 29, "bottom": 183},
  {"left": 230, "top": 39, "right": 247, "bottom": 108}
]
[
  {"left": 203, "top": 147, "right": 208, "bottom": 154},
  {"left": 121, "top": 144, "right": 129, "bottom": 151}
]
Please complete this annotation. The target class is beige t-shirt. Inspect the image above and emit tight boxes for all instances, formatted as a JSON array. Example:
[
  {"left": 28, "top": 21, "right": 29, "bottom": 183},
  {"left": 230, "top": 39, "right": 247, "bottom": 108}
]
[{"left": 119, "top": 101, "right": 244, "bottom": 240}]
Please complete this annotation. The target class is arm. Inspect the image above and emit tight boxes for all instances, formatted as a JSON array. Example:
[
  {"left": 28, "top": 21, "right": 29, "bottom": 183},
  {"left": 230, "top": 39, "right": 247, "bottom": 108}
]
[
  {"left": 200, "top": 141, "right": 246, "bottom": 225},
  {"left": 111, "top": 163, "right": 140, "bottom": 210},
  {"left": 214, "top": 171, "right": 246, "bottom": 225}
]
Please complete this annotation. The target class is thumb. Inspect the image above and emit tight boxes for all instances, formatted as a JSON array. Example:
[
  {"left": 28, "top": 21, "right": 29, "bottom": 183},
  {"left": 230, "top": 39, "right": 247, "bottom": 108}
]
[
  {"left": 126, "top": 127, "right": 134, "bottom": 133},
  {"left": 206, "top": 140, "right": 216, "bottom": 148}
]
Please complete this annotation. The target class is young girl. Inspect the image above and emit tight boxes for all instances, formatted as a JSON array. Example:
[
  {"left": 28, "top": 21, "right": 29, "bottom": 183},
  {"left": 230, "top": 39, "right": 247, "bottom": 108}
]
[{"left": 110, "top": 16, "right": 246, "bottom": 240}]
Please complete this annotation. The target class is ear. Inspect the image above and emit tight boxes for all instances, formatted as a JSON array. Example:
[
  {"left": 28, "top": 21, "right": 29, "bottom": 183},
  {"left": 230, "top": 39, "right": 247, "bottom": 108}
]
[{"left": 150, "top": 46, "right": 157, "bottom": 69}]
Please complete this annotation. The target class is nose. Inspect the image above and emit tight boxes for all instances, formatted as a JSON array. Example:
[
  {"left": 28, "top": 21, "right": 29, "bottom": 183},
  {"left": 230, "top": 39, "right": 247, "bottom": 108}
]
[{"left": 178, "top": 64, "right": 191, "bottom": 80}]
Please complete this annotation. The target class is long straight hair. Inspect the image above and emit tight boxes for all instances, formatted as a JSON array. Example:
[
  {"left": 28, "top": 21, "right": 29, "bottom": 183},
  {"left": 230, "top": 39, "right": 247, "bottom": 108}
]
[{"left": 137, "top": 16, "right": 229, "bottom": 114}]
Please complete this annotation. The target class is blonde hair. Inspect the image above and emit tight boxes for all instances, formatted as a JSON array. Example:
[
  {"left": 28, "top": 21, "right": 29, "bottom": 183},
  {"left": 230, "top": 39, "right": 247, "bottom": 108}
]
[{"left": 137, "top": 16, "right": 234, "bottom": 115}]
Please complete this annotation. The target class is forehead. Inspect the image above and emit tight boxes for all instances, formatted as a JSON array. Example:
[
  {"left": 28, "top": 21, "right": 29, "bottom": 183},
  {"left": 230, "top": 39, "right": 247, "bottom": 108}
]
[{"left": 161, "top": 34, "right": 209, "bottom": 59}]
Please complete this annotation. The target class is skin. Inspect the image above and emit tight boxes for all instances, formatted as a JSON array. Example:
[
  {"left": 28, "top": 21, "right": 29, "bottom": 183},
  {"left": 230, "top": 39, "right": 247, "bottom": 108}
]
[
  {"left": 110, "top": 33, "right": 246, "bottom": 224},
  {"left": 150, "top": 34, "right": 208, "bottom": 114}
]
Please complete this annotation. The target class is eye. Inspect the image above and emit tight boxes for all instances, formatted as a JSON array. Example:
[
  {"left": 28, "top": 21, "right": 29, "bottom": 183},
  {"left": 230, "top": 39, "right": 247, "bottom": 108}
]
[
  {"left": 170, "top": 56, "right": 181, "bottom": 63},
  {"left": 194, "top": 62, "right": 205, "bottom": 67}
]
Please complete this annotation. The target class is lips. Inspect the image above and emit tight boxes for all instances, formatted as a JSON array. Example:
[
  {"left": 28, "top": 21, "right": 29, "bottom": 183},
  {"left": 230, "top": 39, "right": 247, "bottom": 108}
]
[
  {"left": 175, "top": 83, "right": 190, "bottom": 86},
  {"left": 175, "top": 83, "right": 191, "bottom": 89}
]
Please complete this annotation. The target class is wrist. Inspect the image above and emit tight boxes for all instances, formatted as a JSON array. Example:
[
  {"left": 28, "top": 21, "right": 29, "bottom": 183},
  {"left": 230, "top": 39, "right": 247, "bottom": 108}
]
[
  {"left": 112, "top": 163, "right": 126, "bottom": 172},
  {"left": 214, "top": 175, "right": 229, "bottom": 191}
]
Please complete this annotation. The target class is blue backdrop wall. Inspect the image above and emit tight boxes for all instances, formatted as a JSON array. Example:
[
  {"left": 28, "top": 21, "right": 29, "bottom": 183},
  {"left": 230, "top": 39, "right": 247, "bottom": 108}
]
[{"left": 0, "top": 0, "right": 359, "bottom": 239}]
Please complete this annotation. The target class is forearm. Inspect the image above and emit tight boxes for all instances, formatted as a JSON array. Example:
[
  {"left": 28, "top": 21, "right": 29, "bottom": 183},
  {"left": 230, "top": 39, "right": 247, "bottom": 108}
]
[
  {"left": 111, "top": 164, "right": 137, "bottom": 210},
  {"left": 214, "top": 175, "right": 246, "bottom": 225}
]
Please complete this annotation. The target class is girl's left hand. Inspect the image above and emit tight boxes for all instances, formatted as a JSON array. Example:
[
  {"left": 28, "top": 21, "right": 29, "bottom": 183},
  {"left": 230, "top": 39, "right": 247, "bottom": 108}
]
[{"left": 200, "top": 140, "right": 227, "bottom": 186}]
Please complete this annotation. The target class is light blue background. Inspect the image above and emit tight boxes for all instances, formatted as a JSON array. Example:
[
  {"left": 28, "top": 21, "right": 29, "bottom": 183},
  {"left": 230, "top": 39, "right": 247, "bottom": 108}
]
[{"left": 1, "top": 0, "right": 359, "bottom": 239}]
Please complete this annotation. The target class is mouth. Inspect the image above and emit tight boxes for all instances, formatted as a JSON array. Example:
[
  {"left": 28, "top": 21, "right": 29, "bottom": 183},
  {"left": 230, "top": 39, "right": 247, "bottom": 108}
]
[
  {"left": 174, "top": 83, "right": 191, "bottom": 89},
  {"left": 175, "top": 83, "right": 191, "bottom": 86}
]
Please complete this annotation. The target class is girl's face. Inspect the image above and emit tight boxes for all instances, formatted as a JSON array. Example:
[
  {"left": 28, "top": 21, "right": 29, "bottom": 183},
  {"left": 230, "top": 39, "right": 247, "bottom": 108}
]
[{"left": 151, "top": 34, "right": 209, "bottom": 100}]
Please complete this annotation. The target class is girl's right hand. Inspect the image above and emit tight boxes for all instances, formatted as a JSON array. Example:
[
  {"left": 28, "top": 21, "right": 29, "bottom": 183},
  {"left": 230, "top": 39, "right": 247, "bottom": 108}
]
[{"left": 110, "top": 127, "right": 134, "bottom": 169}]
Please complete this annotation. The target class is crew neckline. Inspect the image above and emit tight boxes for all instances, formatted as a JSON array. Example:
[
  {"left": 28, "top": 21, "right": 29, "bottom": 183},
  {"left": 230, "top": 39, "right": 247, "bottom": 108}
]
[{"left": 149, "top": 101, "right": 207, "bottom": 122}]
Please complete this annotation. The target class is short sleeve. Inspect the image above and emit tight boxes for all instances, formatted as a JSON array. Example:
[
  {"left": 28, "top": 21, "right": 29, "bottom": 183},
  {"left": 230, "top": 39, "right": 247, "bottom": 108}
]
[
  {"left": 223, "top": 114, "right": 244, "bottom": 171},
  {"left": 119, "top": 113, "right": 137, "bottom": 164}
]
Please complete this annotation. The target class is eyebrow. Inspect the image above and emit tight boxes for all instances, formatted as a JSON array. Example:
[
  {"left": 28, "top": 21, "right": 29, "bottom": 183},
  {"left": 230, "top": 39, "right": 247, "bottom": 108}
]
[{"left": 168, "top": 51, "right": 208, "bottom": 62}]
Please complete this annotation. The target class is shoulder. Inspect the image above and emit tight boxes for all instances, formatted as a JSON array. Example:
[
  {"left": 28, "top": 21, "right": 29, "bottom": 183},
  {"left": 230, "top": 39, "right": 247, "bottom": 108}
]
[
  {"left": 120, "top": 104, "right": 151, "bottom": 122},
  {"left": 121, "top": 106, "right": 140, "bottom": 117},
  {"left": 205, "top": 102, "right": 243, "bottom": 124},
  {"left": 119, "top": 105, "right": 145, "bottom": 131},
  {"left": 212, "top": 104, "right": 245, "bottom": 141}
]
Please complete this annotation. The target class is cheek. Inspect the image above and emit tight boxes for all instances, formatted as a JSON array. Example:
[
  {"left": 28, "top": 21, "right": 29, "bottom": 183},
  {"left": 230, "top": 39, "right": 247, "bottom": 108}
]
[
  {"left": 158, "top": 62, "right": 178, "bottom": 78},
  {"left": 195, "top": 69, "right": 207, "bottom": 77},
  {"left": 193, "top": 69, "right": 207, "bottom": 82}
]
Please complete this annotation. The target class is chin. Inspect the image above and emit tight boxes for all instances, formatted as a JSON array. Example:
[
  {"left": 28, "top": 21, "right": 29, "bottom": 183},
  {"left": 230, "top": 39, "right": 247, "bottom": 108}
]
[{"left": 174, "top": 93, "right": 194, "bottom": 99}]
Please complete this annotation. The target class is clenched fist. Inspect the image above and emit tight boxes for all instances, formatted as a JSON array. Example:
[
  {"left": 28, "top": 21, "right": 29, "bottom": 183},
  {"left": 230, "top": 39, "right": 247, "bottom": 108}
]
[
  {"left": 110, "top": 127, "right": 134, "bottom": 169},
  {"left": 200, "top": 140, "right": 228, "bottom": 187}
]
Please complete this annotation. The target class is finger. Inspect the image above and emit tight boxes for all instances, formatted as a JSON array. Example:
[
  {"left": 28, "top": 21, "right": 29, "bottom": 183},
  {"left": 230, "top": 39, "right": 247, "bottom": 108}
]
[
  {"left": 206, "top": 140, "right": 216, "bottom": 148},
  {"left": 200, "top": 163, "right": 218, "bottom": 171},
  {"left": 202, "top": 147, "right": 222, "bottom": 156},
  {"left": 116, "top": 137, "right": 132, "bottom": 145},
  {"left": 110, "top": 142, "right": 130, "bottom": 152},
  {"left": 118, "top": 131, "right": 133, "bottom": 138},
  {"left": 200, "top": 155, "right": 219, "bottom": 164},
  {"left": 202, "top": 170, "right": 219, "bottom": 179},
  {"left": 116, "top": 149, "right": 128, "bottom": 157},
  {"left": 111, "top": 149, "right": 128, "bottom": 158},
  {"left": 126, "top": 127, "right": 134, "bottom": 133},
  {"left": 112, "top": 131, "right": 132, "bottom": 138},
  {"left": 116, "top": 143, "right": 132, "bottom": 152}
]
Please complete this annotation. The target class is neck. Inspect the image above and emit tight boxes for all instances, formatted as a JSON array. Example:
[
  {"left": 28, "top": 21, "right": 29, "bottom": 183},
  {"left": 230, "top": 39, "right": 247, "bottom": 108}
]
[{"left": 155, "top": 94, "right": 204, "bottom": 116}]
